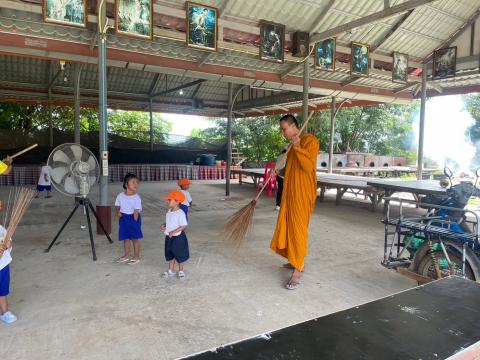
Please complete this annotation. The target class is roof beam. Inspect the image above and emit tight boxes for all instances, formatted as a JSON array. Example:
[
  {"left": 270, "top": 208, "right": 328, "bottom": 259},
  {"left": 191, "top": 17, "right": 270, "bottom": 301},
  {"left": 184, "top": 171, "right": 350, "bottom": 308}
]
[
  {"left": 150, "top": 79, "right": 207, "bottom": 99},
  {"left": 393, "top": 82, "right": 418, "bottom": 93},
  {"left": 280, "top": 0, "right": 336, "bottom": 79},
  {"left": 148, "top": 73, "right": 161, "bottom": 96},
  {"left": 235, "top": 91, "right": 328, "bottom": 110},
  {"left": 422, "top": 8, "right": 480, "bottom": 64},
  {"left": 310, "top": 0, "right": 436, "bottom": 43},
  {"left": 190, "top": 82, "right": 203, "bottom": 99},
  {"left": 341, "top": 9, "right": 414, "bottom": 86}
]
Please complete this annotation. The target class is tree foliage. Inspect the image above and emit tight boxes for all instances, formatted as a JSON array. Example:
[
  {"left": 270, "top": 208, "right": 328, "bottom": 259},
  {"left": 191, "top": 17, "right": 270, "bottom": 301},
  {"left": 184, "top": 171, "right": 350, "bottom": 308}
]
[
  {"left": 192, "top": 103, "right": 419, "bottom": 165},
  {"left": 0, "top": 103, "right": 171, "bottom": 142},
  {"left": 463, "top": 94, "right": 480, "bottom": 169}
]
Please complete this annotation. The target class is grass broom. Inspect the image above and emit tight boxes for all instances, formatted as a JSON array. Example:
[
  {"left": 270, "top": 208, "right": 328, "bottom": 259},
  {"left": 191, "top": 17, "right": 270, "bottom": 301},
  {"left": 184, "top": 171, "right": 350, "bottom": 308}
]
[
  {"left": 0, "top": 144, "right": 38, "bottom": 174},
  {"left": 1, "top": 187, "right": 36, "bottom": 245},
  {"left": 222, "top": 111, "right": 316, "bottom": 246}
]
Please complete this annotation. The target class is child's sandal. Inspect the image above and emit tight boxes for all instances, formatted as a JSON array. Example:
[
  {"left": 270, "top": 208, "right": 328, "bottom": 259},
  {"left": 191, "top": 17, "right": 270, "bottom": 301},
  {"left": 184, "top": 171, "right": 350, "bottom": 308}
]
[
  {"left": 178, "top": 271, "right": 186, "bottom": 279},
  {"left": 162, "top": 270, "right": 176, "bottom": 278}
]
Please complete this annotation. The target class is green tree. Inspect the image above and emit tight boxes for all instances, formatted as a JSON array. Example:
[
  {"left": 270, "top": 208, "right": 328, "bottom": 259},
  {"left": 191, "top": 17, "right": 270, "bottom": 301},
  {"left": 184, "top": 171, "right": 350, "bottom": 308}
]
[
  {"left": 463, "top": 94, "right": 480, "bottom": 169},
  {"left": 108, "top": 110, "right": 172, "bottom": 142}
]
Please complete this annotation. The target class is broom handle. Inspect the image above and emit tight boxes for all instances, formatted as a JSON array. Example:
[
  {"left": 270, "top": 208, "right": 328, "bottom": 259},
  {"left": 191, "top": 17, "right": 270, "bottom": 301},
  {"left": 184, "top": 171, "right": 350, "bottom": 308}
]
[
  {"left": 284, "top": 111, "right": 315, "bottom": 156},
  {"left": 254, "top": 111, "right": 316, "bottom": 202},
  {"left": 254, "top": 174, "right": 273, "bottom": 202},
  {"left": 5, "top": 144, "right": 38, "bottom": 160}
]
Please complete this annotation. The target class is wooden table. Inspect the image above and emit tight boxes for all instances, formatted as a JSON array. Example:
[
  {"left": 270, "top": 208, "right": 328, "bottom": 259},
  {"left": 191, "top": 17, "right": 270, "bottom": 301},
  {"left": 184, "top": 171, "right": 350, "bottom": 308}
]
[
  {"left": 366, "top": 179, "right": 446, "bottom": 213},
  {"left": 232, "top": 168, "right": 266, "bottom": 187},
  {"left": 317, "top": 173, "right": 384, "bottom": 211},
  {"left": 317, "top": 166, "right": 436, "bottom": 178},
  {"left": 232, "top": 169, "right": 385, "bottom": 211}
]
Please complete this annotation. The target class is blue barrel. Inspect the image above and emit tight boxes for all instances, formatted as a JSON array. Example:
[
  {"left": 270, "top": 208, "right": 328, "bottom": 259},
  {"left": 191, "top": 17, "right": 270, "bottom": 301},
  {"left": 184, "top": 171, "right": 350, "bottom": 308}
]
[{"left": 199, "top": 154, "right": 216, "bottom": 166}]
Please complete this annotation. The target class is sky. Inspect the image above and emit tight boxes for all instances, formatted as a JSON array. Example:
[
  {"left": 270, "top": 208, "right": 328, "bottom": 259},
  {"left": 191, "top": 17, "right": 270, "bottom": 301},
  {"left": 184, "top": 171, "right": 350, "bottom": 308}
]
[
  {"left": 419, "top": 95, "right": 476, "bottom": 172},
  {"left": 162, "top": 113, "right": 213, "bottom": 136}
]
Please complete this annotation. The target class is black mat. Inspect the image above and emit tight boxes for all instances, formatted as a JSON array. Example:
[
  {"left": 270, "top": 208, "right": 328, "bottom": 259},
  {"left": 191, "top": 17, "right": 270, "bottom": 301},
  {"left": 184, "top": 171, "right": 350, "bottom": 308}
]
[{"left": 182, "top": 277, "right": 480, "bottom": 360}]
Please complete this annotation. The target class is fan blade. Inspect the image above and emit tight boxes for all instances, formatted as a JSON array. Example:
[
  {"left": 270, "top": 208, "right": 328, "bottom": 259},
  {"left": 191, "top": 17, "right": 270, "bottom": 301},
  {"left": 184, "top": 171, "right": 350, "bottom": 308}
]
[
  {"left": 51, "top": 166, "right": 69, "bottom": 184},
  {"left": 87, "top": 155, "right": 96, "bottom": 171},
  {"left": 71, "top": 145, "right": 83, "bottom": 161},
  {"left": 64, "top": 176, "right": 79, "bottom": 194},
  {"left": 53, "top": 150, "right": 71, "bottom": 164},
  {"left": 88, "top": 176, "right": 96, "bottom": 186}
]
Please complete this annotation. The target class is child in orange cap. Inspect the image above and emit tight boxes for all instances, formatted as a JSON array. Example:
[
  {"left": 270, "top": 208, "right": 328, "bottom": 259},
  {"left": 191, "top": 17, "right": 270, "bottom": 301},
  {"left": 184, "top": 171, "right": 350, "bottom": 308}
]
[
  {"left": 161, "top": 190, "right": 189, "bottom": 279},
  {"left": 177, "top": 178, "right": 193, "bottom": 219}
]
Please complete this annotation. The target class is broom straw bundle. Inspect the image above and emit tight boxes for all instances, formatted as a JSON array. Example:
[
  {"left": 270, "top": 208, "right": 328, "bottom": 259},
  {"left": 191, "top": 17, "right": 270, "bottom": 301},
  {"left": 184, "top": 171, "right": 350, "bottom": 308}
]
[
  {"left": 222, "top": 111, "right": 316, "bottom": 246},
  {"left": 1, "top": 187, "right": 36, "bottom": 245}
]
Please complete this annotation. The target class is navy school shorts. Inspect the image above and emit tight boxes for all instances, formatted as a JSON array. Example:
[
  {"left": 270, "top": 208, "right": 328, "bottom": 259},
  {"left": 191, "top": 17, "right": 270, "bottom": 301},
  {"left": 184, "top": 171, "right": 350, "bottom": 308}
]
[
  {"left": 118, "top": 213, "right": 143, "bottom": 241},
  {"left": 165, "top": 232, "right": 190, "bottom": 263},
  {"left": 0, "top": 265, "right": 10, "bottom": 297}
]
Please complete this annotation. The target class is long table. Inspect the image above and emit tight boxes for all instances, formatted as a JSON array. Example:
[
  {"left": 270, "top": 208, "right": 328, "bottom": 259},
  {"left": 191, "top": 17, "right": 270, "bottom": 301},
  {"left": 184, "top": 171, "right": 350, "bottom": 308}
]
[
  {"left": 232, "top": 169, "right": 384, "bottom": 211},
  {"left": 317, "top": 173, "right": 384, "bottom": 211},
  {"left": 317, "top": 166, "right": 436, "bottom": 178},
  {"left": 366, "top": 179, "right": 447, "bottom": 213},
  {"left": 181, "top": 277, "right": 480, "bottom": 360}
]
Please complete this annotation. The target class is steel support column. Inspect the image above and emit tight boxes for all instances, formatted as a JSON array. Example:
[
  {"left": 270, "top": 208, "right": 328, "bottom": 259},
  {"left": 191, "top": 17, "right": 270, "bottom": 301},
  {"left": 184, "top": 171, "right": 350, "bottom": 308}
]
[
  {"left": 98, "top": 3, "right": 108, "bottom": 206},
  {"left": 328, "top": 96, "right": 336, "bottom": 174},
  {"left": 74, "top": 64, "right": 83, "bottom": 144},
  {"left": 226, "top": 83, "right": 233, "bottom": 196},
  {"left": 149, "top": 98, "right": 154, "bottom": 152},
  {"left": 48, "top": 88, "right": 53, "bottom": 148},
  {"left": 417, "top": 63, "right": 427, "bottom": 180}
]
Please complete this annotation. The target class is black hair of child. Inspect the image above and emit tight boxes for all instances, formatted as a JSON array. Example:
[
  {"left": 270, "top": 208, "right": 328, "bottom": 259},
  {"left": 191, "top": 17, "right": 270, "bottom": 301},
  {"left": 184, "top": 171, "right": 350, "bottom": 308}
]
[{"left": 123, "top": 172, "right": 138, "bottom": 190}]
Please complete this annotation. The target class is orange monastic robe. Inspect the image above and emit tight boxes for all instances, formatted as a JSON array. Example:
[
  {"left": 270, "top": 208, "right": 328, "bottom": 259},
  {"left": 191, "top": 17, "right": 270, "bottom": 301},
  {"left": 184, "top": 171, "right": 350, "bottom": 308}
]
[{"left": 270, "top": 133, "right": 319, "bottom": 271}]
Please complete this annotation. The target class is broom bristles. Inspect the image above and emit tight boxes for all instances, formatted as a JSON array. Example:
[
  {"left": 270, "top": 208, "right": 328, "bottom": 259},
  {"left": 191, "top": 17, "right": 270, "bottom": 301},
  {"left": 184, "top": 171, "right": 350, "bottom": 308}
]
[
  {"left": 1, "top": 187, "right": 35, "bottom": 244},
  {"left": 222, "top": 200, "right": 257, "bottom": 247}
]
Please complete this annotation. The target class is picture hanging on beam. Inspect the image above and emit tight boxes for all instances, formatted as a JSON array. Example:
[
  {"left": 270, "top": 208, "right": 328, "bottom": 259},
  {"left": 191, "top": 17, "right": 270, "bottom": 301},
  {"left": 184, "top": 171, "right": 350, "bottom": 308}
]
[
  {"left": 43, "top": 0, "right": 87, "bottom": 28},
  {"left": 115, "top": 0, "right": 153, "bottom": 39},
  {"left": 350, "top": 42, "right": 370, "bottom": 77},
  {"left": 259, "top": 20, "right": 285, "bottom": 63},
  {"left": 186, "top": 2, "right": 218, "bottom": 52},
  {"left": 432, "top": 46, "right": 457, "bottom": 79},
  {"left": 392, "top": 52, "right": 409, "bottom": 84},
  {"left": 314, "top": 38, "right": 336, "bottom": 72}
]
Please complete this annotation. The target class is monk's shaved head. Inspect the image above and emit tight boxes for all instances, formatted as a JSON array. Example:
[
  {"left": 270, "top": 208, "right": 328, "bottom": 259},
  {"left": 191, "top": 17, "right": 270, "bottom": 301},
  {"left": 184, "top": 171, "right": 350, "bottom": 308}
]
[{"left": 279, "top": 114, "right": 298, "bottom": 128}]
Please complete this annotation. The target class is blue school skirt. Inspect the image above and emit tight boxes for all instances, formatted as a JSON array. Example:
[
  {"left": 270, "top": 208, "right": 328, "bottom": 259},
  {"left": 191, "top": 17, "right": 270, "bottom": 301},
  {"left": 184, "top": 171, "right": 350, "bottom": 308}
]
[
  {"left": 0, "top": 265, "right": 10, "bottom": 297},
  {"left": 118, "top": 213, "right": 143, "bottom": 241},
  {"left": 165, "top": 232, "right": 189, "bottom": 263},
  {"left": 180, "top": 204, "right": 189, "bottom": 220}
]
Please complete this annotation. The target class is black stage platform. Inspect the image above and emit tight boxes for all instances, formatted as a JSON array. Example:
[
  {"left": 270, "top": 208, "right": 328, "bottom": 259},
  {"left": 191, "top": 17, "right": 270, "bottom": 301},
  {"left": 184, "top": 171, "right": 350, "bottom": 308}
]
[{"left": 182, "top": 277, "right": 480, "bottom": 360}]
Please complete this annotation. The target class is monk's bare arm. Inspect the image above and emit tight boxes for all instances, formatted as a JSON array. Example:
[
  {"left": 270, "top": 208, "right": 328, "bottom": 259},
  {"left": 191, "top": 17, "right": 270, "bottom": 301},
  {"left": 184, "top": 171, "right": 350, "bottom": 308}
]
[{"left": 291, "top": 136, "right": 319, "bottom": 172}]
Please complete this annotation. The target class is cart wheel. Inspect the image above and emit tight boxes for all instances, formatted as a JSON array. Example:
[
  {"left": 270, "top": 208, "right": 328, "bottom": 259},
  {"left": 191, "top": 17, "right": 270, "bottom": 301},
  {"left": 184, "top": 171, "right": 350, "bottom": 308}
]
[{"left": 417, "top": 251, "right": 475, "bottom": 281}]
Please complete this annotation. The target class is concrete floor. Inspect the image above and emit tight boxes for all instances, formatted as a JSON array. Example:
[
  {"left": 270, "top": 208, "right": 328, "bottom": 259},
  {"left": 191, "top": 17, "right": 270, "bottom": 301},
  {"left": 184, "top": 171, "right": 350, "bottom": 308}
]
[{"left": 0, "top": 181, "right": 415, "bottom": 360}]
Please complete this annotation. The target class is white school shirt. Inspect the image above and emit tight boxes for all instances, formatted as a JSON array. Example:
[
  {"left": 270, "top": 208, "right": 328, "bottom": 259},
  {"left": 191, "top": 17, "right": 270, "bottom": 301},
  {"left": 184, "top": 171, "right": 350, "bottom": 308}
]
[
  {"left": 181, "top": 190, "right": 193, "bottom": 206},
  {"left": 115, "top": 192, "right": 142, "bottom": 214},
  {"left": 165, "top": 209, "right": 188, "bottom": 236},
  {"left": 0, "top": 225, "right": 12, "bottom": 271},
  {"left": 38, "top": 165, "right": 52, "bottom": 186}
]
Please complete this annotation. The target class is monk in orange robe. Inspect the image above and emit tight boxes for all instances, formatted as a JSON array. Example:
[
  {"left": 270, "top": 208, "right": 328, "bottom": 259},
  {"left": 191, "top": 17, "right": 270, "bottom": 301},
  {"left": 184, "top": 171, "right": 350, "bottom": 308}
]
[{"left": 270, "top": 114, "right": 319, "bottom": 290}]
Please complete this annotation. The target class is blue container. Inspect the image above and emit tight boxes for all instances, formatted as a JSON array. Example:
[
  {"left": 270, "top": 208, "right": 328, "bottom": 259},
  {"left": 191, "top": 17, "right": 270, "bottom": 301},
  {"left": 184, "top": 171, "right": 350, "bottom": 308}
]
[{"left": 199, "top": 154, "right": 216, "bottom": 166}]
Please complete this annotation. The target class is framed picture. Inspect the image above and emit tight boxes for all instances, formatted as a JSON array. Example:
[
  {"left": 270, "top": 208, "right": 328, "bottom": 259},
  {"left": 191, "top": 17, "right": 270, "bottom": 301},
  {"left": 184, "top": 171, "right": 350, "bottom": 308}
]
[
  {"left": 315, "top": 38, "right": 336, "bottom": 72},
  {"left": 433, "top": 46, "right": 457, "bottom": 79},
  {"left": 392, "top": 52, "right": 409, "bottom": 84},
  {"left": 43, "top": 0, "right": 87, "bottom": 28},
  {"left": 260, "top": 20, "right": 285, "bottom": 63},
  {"left": 115, "top": 0, "right": 153, "bottom": 39},
  {"left": 350, "top": 42, "right": 370, "bottom": 77},
  {"left": 186, "top": 2, "right": 218, "bottom": 52}
]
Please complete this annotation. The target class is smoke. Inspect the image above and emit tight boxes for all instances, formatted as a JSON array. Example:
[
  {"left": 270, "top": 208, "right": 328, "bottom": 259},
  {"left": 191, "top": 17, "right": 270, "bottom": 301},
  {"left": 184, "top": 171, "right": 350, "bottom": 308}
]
[{"left": 412, "top": 95, "right": 476, "bottom": 173}]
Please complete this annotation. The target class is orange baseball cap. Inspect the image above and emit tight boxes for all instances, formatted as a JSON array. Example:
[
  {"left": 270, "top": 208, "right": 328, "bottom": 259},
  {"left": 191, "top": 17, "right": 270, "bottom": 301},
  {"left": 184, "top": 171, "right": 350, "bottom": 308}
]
[
  {"left": 177, "top": 178, "right": 192, "bottom": 186},
  {"left": 164, "top": 190, "right": 185, "bottom": 203}
]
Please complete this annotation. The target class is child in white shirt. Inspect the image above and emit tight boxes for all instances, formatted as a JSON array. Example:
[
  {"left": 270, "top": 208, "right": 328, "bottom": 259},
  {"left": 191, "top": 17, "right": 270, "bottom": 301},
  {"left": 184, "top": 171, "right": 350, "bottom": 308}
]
[
  {"left": 177, "top": 178, "right": 193, "bottom": 219},
  {"left": 161, "top": 190, "right": 189, "bottom": 279},
  {"left": 0, "top": 223, "right": 16, "bottom": 324},
  {"left": 114, "top": 173, "right": 143, "bottom": 265},
  {"left": 36, "top": 160, "right": 53, "bottom": 198}
]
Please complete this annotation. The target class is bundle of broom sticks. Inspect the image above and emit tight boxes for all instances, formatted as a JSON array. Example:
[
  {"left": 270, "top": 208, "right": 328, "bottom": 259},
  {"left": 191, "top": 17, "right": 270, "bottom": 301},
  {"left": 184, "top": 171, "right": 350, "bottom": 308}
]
[
  {"left": 1, "top": 187, "right": 36, "bottom": 245},
  {"left": 222, "top": 111, "right": 316, "bottom": 247}
]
